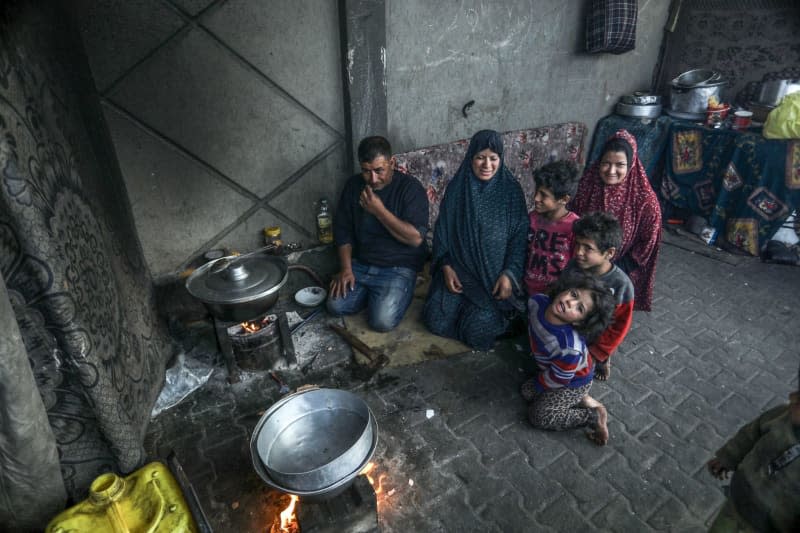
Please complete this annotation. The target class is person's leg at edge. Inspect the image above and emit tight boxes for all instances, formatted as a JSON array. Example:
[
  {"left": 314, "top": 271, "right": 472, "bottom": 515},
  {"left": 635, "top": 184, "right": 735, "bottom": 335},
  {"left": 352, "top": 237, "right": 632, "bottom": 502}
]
[
  {"left": 365, "top": 266, "right": 416, "bottom": 332},
  {"left": 326, "top": 262, "right": 369, "bottom": 317},
  {"left": 708, "top": 498, "right": 757, "bottom": 533}
]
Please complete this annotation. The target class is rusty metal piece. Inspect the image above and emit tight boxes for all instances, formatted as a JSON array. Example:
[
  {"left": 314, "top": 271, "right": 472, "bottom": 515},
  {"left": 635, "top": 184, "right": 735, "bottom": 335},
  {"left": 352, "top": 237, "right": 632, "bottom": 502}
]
[
  {"left": 278, "top": 313, "right": 296, "bottom": 367},
  {"left": 167, "top": 451, "right": 214, "bottom": 533}
]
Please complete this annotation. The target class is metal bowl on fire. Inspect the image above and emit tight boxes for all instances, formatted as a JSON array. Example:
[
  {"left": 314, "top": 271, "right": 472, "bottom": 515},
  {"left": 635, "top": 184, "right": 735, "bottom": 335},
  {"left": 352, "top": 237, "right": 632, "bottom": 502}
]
[
  {"left": 250, "top": 387, "right": 378, "bottom": 500},
  {"left": 185, "top": 251, "right": 289, "bottom": 322}
]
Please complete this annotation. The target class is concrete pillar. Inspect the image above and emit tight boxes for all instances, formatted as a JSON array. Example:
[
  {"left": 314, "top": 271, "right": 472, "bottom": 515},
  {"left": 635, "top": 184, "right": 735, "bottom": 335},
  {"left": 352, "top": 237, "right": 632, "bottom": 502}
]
[{"left": 340, "top": 0, "right": 387, "bottom": 168}]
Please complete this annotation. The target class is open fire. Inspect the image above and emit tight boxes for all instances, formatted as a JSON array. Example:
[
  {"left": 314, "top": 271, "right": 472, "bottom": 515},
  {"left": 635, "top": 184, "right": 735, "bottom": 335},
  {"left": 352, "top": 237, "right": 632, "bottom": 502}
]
[
  {"left": 236, "top": 313, "right": 277, "bottom": 335},
  {"left": 359, "top": 462, "right": 388, "bottom": 506},
  {"left": 269, "top": 463, "right": 387, "bottom": 532},
  {"left": 269, "top": 494, "right": 299, "bottom": 533}
]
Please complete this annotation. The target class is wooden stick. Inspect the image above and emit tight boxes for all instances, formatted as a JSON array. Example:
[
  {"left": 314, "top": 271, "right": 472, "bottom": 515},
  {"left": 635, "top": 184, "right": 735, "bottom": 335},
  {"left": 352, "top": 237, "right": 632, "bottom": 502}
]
[{"left": 329, "top": 323, "right": 381, "bottom": 363}]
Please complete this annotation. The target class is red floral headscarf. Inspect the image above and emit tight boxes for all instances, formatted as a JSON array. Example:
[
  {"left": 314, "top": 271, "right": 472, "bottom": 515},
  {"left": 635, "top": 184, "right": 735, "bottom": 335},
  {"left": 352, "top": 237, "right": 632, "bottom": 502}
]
[{"left": 571, "top": 129, "right": 662, "bottom": 311}]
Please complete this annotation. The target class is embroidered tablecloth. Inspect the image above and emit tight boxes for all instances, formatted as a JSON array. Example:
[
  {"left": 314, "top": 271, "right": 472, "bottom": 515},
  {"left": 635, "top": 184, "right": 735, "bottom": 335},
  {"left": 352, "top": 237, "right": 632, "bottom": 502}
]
[{"left": 661, "top": 122, "right": 799, "bottom": 256}]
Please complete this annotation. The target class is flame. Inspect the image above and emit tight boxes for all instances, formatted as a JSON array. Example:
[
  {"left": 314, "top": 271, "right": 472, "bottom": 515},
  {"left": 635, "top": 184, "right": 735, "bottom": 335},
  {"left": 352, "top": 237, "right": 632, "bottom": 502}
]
[
  {"left": 360, "top": 462, "right": 389, "bottom": 509},
  {"left": 270, "top": 494, "right": 299, "bottom": 533},
  {"left": 241, "top": 321, "right": 261, "bottom": 333},
  {"left": 239, "top": 315, "right": 275, "bottom": 334}
]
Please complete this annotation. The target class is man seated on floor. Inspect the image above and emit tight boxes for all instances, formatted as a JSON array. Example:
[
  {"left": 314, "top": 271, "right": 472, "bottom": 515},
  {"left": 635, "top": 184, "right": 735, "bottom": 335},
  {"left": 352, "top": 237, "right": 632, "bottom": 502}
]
[{"left": 327, "top": 136, "right": 429, "bottom": 331}]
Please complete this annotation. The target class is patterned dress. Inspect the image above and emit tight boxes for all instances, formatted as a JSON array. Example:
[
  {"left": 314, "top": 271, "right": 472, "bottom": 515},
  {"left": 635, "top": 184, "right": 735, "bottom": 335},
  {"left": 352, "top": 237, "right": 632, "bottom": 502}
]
[
  {"left": 423, "top": 130, "right": 528, "bottom": 350},
  {"left": 571, "top": 129, "right": 662, "bottom": 311}
]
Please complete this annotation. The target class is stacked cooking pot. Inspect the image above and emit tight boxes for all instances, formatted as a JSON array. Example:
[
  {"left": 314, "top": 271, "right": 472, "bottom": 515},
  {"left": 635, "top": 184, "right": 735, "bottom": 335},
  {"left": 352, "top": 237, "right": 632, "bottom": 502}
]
[
  {"left": 250, "top": 387, "right": 378, "bottom": 501},
  {"left": 750, "top": 79, "right": 800, "bottom": 122},
  {"left": 666, "top": 69, "right": 727, "bottom": 120},
  {"left": 615, "top": 92, "right": 663, "bottom": 119}
]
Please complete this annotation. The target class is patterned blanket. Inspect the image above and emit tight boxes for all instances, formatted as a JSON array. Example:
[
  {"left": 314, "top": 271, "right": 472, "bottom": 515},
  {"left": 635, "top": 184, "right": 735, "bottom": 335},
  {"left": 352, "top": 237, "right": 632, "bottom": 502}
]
[{"left": 395, "top": 123, "right": 588, "bottom": 242}]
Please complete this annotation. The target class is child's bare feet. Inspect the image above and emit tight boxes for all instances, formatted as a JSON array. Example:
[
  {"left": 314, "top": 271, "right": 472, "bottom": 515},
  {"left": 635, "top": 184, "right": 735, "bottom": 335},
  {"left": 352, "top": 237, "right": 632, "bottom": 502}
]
[
  {"left": 580, "top": 394, "right": 601, "bottom": 409},
  {"left": 594, "top": 360, "right": 610, "bottom": 381},
  {"left": 588, "top": 404, "right": 609, "bottom": 445}
]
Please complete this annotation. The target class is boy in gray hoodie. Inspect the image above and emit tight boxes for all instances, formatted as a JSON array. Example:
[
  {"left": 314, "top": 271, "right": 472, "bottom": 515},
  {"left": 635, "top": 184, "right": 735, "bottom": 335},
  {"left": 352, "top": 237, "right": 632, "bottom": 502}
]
[{"left": 707, "top": 363, "right": 800, "bottom": 532}]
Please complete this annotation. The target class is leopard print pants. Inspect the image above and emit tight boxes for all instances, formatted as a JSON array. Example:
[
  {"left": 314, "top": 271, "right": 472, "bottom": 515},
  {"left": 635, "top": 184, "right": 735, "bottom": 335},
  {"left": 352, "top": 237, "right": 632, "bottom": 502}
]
[{"left": 521, "top": 380, "right": 597, "bottom": 431}]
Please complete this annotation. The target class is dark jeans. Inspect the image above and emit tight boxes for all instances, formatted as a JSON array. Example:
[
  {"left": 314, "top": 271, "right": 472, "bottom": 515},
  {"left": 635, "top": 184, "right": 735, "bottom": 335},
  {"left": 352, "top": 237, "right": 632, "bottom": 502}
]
[{"left": 326, "top": 260, "right": 416, "bottom": 332}]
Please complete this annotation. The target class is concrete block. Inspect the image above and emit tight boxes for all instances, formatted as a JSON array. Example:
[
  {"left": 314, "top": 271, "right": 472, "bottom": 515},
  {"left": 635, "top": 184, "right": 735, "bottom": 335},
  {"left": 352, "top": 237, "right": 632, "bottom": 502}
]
[{"left": 104, "top": 105, "right": 255, "bottom": 274}]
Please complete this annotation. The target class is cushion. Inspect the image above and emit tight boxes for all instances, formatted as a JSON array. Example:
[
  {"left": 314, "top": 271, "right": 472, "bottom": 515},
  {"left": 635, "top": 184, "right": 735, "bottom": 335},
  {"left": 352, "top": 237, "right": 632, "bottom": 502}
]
[{"left": 395, "top": 122, "right": 588, "bottom": 239}]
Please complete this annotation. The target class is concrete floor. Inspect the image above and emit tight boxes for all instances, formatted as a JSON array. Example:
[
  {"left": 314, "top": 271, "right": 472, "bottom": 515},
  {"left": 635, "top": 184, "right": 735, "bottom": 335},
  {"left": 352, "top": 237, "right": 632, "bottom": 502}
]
[{"left": 144, "top": 230, "right": 800, "bottom": 532}]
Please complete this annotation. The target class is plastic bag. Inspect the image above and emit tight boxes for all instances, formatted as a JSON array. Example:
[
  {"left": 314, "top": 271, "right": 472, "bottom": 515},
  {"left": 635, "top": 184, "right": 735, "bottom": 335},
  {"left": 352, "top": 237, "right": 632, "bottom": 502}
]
[
  {"left": 763, "top": 92, "right": 800, "bottom": 139},
  {"left": 151, "top": 350, "right": 214, "bottom": 416}
]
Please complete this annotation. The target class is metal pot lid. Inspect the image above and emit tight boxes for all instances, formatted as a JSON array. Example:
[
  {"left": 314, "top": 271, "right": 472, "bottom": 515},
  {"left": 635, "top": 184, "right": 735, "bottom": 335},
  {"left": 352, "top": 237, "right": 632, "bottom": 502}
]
[
  {"left": 672, "top": 69, "right": 725, "bottom": 88},
  {"left": 186, "top": 253, "right": 288, "bottom": 304}
]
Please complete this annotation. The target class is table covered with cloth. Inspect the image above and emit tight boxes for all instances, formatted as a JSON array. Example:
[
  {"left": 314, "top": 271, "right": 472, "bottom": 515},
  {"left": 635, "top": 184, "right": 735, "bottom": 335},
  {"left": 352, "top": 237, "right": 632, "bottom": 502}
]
[
  {"left": 660, "top": 123, "right": 800, "bottom": 256},
  {"left": 590, "top": 114, "right": 800, "bottom": 256}
]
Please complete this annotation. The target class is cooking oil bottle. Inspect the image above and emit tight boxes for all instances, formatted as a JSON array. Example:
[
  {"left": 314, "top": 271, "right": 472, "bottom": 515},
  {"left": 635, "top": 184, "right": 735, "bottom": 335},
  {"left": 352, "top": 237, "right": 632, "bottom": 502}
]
[{"left": 316, "top": 198, "right": 333, "bottom": 244}]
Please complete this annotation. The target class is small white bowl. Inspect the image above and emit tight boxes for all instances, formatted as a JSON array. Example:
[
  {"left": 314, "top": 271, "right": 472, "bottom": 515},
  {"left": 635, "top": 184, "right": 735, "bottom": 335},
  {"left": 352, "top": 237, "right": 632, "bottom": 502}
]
[{"left": 294, "top": 286, "right": 327, "bottom": 307}]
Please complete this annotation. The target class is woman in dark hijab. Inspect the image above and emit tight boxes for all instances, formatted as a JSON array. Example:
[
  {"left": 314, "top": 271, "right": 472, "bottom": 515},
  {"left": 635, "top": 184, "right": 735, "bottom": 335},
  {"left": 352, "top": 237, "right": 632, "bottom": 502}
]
[{"left": 423, "top": 130, "right": 528, "bottom": 350}]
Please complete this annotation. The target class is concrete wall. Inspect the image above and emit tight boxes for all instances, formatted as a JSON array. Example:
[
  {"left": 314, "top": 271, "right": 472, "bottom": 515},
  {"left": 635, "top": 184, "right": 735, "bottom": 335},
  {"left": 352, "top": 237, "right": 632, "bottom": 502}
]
[
  {"left": 386, "top": 0, "right": 671, "bottom": 153},
  {"left": 73, "top": 0, "right": 671, "bottom": 277},
  {"left": 73, "top": 0, "right": 348, "bottom": 277}
]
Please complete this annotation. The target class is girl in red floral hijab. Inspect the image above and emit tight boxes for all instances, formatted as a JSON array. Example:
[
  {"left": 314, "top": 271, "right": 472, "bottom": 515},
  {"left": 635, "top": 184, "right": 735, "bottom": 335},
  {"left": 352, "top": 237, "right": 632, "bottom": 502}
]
[{"left": 571, "top": 129, "right": 661, "bottom": 311}]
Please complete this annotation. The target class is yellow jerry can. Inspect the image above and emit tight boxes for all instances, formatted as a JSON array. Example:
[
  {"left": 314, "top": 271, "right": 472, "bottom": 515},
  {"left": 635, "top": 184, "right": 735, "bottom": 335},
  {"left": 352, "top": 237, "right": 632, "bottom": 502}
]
[{"left": 46, "top": 462, "right": 198, "bottom": 533}]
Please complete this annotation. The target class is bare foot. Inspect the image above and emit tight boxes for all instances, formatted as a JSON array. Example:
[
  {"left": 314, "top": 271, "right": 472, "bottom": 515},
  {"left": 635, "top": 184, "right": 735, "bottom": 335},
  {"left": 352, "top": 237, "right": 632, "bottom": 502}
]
[
  {"left": 588, "top": 404, "right": 609, "bottom": 446},
  {"left": 595, "top": 360, "right": 610, "bottom": 381},
  {"left": 580, "top": 394, "right": 601, "bottom": 409}
]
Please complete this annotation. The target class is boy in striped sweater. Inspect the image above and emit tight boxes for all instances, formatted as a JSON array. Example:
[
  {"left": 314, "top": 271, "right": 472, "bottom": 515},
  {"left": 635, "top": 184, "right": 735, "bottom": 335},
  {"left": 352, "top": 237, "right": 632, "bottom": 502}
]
[
  {"left": 567, "top": 211, "right": 634, "bottom": 381},
  {"left": 522, "top": 270, "right": 615, "bottom": 445}
]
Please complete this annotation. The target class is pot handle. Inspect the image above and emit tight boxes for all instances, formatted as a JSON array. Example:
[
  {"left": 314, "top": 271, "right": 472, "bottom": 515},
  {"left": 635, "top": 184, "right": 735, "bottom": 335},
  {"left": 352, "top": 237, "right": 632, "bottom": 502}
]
[{"left": 295, "top": 384, "right": 320, "bottom": 393}]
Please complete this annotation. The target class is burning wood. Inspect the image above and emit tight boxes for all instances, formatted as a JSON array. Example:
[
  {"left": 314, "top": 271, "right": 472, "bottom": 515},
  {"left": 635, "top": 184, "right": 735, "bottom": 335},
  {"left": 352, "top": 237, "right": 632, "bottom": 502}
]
[
  {"left": 238, "top": 314, "right": 277, "bottom": 334},
  {"left": 270, "top": 494, "right": 299, "bottom": 533}
]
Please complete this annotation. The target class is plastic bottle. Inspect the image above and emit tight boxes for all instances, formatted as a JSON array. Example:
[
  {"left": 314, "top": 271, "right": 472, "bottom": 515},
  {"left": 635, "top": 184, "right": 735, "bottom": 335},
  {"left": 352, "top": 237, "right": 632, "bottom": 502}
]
[
  {"left": 45, "top": 462, "right": 198, "bottom": 532},
  {"left": 264, "top": 225, "right": 283, "bottom": 254},
  {"left": 317, "top": 199, "right": 333, "bottom": 244}
]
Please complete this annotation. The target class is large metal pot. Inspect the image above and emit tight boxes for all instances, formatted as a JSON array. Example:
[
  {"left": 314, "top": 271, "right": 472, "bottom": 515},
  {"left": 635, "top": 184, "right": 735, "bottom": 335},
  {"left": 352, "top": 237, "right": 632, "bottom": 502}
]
[
  {"left": 757, "top": 79, "right": 800, "bottom": 106},
  {"left": 615, "top": 101, "right": 662, "bottom": 118},
  {"left": 668, "top": 68, "right": 726, "bottom": 116},
  {"left": 250, "top": 387, "right": 378, "bottom": 501},
  {"left": 185, "top": 252, "right": 288, "bottom": 322}
]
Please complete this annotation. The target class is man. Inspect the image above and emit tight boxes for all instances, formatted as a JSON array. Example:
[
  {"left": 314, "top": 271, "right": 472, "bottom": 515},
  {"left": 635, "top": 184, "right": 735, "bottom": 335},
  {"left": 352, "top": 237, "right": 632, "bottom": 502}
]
[{"left": 327, "top": 136, "right": 429, "bottom": 331}]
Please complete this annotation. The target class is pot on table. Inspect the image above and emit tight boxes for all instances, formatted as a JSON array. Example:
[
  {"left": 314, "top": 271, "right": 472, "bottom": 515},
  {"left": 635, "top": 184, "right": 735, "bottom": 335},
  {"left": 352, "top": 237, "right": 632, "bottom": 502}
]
[
  {"left": 185, "top": 250, "right": 289, "bottom": 322},
  {"left": 757, "top": 79, "right": 800, "bottom": 107},
  {"left": 668, "top": 69, "right": 727, "bottom": 119}
]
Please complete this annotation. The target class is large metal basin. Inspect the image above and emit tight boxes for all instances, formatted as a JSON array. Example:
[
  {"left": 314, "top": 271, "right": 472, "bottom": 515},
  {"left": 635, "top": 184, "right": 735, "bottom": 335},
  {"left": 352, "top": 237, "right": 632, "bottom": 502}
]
[{"left": 250, "top": 388, "right": 377, "bottom": 495}]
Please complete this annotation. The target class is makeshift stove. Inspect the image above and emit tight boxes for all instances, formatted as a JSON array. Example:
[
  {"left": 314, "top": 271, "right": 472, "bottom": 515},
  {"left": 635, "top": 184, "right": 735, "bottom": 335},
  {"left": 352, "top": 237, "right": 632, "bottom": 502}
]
[
  {"left": 184, "top": 251, "right": 298, "bottom": 382},
  {"left": 267, "top": 471, "right": 380, "bottom": 533},
  {"left": 214, "top": 311, "right": 297, "bottom": 382},
  {"left": 252, "top": 387, "right": 383, "bottom": 532}
]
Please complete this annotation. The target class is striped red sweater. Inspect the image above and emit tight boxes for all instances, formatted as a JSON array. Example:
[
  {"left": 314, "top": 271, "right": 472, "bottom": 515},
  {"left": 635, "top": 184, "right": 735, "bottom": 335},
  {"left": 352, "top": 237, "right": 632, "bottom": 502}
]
[{"left": 527, "top": 294, "right": 593, "bottom": 392}]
